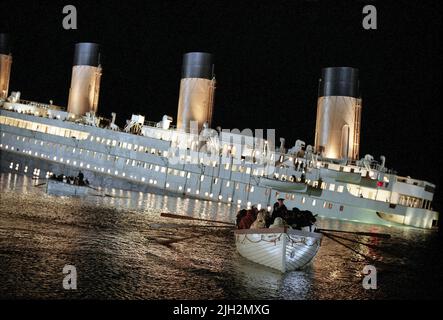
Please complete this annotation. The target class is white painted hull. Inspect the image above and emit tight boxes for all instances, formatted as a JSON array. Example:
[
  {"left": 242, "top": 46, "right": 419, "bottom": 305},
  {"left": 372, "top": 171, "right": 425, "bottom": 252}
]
[
  {"left": 46, "top": 179, "right": 95, "bottom": 196},
  {"left": 235, "top": 227, "right": 322, "bottom": 273}
]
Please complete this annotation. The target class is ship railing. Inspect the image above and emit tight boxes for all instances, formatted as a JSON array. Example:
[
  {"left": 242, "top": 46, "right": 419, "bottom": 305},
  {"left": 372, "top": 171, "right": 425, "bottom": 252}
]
[
  {"left": 17, "top": 99, "right": 62, "bottom": 110},
  {"left": 143, "top": 120, "right": 177, "bottom": 130}
]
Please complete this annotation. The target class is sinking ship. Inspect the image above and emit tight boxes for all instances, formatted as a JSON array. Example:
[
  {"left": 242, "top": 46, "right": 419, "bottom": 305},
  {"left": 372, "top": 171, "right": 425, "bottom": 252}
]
[{"left": 0, "top": 34, "right": 439, "bottom": 229}]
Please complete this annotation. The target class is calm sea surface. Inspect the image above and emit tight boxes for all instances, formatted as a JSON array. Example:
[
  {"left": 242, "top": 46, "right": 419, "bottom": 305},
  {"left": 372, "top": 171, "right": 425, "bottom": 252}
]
[{"left": 1, "top": 173, "right": 442, "bottom": 299}]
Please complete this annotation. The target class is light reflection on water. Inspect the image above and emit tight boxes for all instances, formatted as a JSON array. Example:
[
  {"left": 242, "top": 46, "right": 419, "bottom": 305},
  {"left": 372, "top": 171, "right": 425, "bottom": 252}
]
[{"left": 0, "top": 173, "right": 442, "bottom": 299}]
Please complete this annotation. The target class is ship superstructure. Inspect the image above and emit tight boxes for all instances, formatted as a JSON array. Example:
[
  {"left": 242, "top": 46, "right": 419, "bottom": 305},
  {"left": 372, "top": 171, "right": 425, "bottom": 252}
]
[{"left": 0, "top": 35, "right": 439, "bottom": 229}]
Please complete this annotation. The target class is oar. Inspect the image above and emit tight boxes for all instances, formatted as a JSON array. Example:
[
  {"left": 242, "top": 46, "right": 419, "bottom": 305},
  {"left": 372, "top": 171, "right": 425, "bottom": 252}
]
[
  {"left": 318, "top": 228, "right": 391, "bottom": 239},
  {"left": 322, "top": 232, "right": 377, "bottom": 263},
  {"left": 33, "top": 182, "right": 46, "bottom": 187},
  {"left": 161, "top": 212, "right": 236, "bottom": 226},
  {"left": 149, "top": 223, "right": 234, "bottom": 229},
  {"left": 149, "top": 235, "right": 202, "bottom": 246},
  {"left": 321, "top": 232, "right": 383, "bottom": 250}
]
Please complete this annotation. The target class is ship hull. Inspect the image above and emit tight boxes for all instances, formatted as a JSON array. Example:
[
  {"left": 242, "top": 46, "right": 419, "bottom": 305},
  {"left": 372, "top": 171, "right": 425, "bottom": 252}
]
[{"left": 0, "top": 149, "right": 438, "bottom": 229}]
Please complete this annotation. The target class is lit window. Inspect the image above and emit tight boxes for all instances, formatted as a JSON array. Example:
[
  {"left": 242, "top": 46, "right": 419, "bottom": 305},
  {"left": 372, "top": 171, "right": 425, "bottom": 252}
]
[
  {"left": 329, "top": 184, "right": 335, "bottom": 192},
  {"left": 250, "top": 186, "right": 254, "bottom": 193},
  {"left": 312, "top": 199, "right": 316, "bottom": 206},
  {"left": 302, "top": 197, "right": 306, "bottom": 204},
  {"left": 337, "top": 185, "right": 344, "bottom": 193}
]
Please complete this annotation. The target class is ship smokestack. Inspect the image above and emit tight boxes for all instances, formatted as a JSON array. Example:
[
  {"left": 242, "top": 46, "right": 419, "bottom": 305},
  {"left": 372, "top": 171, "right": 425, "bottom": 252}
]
[
  {"left": 0, "top": 33, "right": 12, "bottom": 100},
  {"left": 67, "top": 43, "right": 102, "bottom": 116},
  {"left": 177, "top": 52, "right": 215, "bottom": 132},
  {"left": 314, "top": 67, "right": 362, "bottom": 160}
]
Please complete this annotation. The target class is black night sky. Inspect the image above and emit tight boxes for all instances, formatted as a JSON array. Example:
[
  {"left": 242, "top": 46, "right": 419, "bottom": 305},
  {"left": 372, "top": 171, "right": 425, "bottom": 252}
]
[{"left": 2, "top": 0, "right": 441, "bottom": 209}]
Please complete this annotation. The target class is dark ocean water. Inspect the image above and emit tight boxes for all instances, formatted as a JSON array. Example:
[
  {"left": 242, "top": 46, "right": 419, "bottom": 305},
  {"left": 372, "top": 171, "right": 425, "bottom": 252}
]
[{"left": 1, "top": 173, "right": 442, "bottom": 299}]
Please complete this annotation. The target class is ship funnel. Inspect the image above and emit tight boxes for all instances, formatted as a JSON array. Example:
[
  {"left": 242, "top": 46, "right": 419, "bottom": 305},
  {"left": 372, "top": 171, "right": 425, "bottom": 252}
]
[
  {"left": 67, "top": 43, "right": 102, "bottom": 116},
  {"left": 177, "top": 52, "right": 215, "bottom": 132},
  {"left": 314, "top": 67, "right": 362, "bottom": 160},
  {"left": 0, "top": 33, "right": 12, "bottom": 100}
]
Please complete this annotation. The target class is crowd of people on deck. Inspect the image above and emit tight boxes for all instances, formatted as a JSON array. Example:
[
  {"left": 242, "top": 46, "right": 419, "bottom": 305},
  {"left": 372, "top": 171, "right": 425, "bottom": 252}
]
[
  {"left": 49, "top": 171, "right": 89, "bottom": 186},
  {"left": 236, "top": 198, "right": 317, "bottom": 231}
]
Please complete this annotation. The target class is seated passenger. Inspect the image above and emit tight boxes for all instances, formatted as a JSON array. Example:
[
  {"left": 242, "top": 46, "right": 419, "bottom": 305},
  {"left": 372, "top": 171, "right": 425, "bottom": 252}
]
[
  {"left": 250, "top": 205, "right": 259, "bottom": 220},
  {"left": 269, "top": 217, "right": 288, "bottom": 228},
  {"left": 250, "top": 209, "right": 268, "bottom": 229},
  {"left": 238, "top": 210, "right": 256, "bottom": 229},
  {"left": 236, "top": 209, "right": 247, "bottom": 228}
]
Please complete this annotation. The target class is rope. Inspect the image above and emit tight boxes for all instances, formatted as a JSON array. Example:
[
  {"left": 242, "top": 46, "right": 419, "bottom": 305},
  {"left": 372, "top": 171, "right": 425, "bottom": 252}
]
[
  {"left": 238, "top": 233, "right": 319, "bottom": 247},
  {"left": 240, "top": 233, "right": 283, "bottom": 244}
]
